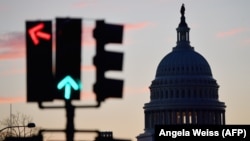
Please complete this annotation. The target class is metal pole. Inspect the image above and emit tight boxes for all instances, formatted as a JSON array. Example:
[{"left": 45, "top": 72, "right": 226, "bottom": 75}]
[
  {"left": 65, "top": 100, "right": 75, "bottom": 141},
  {"left": 10, "top": 104, "right": 12, "bottom": 136}
]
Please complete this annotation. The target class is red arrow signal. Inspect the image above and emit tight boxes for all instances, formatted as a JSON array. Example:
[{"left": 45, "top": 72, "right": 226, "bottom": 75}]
[{"left": 28, "top": 23, "right": 51, "bottom": 45}]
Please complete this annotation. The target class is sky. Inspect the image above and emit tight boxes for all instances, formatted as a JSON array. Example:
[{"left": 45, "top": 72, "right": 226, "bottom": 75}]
[{"left": 0, "top": 0, "right": 250, "bottom": 140}]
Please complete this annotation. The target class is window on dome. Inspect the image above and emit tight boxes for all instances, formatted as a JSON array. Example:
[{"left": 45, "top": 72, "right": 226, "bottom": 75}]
[
  {"left": 165, "top": 90, "right": 168, "bottom": 99},
  {"left": 181, "top": 89, "right": 185, "bottom": 98},
  {"left": 193, "top": 89, "right": 197, "bottom": 98},
  {"left": 170, "top": 90, "right": 173, "bottom": 98},
  {"left": 176, "top": 89, "right": 179, "bottom": 98},
  {"left": 188, "top": 89, "right": 191, "bottom": 98}
]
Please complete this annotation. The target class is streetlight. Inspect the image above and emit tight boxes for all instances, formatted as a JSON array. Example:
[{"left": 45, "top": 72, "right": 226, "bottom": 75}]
[
  {"left": 27, "top": 123, "right": 36, "bottom": 128},
  {"left": 0, "top": 122, "right": 36, "bottom": 132}
]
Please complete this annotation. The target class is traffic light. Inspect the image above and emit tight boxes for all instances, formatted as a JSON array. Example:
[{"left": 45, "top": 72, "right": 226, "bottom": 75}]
[
  {"left": 55, "top": 18, "right": 82, "bottom": 100},
  {"left": 93, "top": 20, "right": 124, "bottom": 103},
  {"left": 26, "top": 21, "right": 54, "bottom": 102}
]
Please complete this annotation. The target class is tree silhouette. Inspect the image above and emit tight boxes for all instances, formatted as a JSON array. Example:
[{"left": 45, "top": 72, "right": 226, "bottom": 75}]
[{"left": 0, "top": 112, "right": 38, "bottom": 140}]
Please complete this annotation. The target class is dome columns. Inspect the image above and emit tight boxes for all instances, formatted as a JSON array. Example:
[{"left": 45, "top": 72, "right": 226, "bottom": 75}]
[
  {"left": 144, "top": 109, "right": 226, "bottom": 131},
  {"left": 177, "top": 27, "right": 190, "bottom": 43}
]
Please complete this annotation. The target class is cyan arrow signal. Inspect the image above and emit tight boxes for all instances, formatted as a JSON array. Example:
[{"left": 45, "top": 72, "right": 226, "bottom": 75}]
[{"left": 57, "top": 75, "right": 79, "bottom": 100}]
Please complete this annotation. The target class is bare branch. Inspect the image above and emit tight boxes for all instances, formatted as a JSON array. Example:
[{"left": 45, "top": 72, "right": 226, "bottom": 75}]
[{"left": 0, "top": 112, "right": 38, "bottom": 140}]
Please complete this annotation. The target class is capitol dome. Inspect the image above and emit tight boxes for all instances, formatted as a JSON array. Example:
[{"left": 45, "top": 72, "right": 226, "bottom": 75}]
[
  {"left": 137, "top": 4, "right": 226, "bottom": 141},
  {"left": 156, "top": 47, "right": 212, "bottom": 77},
  {"left": 151, "top": 45, "right": 220, "bottom": 101},
  {"left": 151, "top": 8, "right": 220, "bottom": 102}
]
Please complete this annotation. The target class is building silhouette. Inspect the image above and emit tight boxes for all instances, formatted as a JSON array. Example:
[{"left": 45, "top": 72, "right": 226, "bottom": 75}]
[{"left": 137, "top": 4, "right": 226, "bottom": 141}]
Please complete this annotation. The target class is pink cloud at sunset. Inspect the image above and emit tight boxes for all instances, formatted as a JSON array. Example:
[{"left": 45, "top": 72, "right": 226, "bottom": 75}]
[
  {"left": 82, "top": 22, "right": 152, "bottom": 47},
  {"left": 81, "top": 65, "right": 95, "bottom": 72},
  {"left": 80, "top": 91, "right": 95, "bottom": 100},
  {"left": 0, "top": 32, "right": 25, "bottom": 60},
  {"left": 0, "top": 51, "right": 24, "bottom": 60},
  {"left": 123, "top": 86, "right": 149, "bottom": 96},
  {"left": 0, "top": 96, "right": 25, "bottom": 103},
  {"left": 0, "top": 86, "right": 149, "bottom": 104},
  {"left": 124, "top": 22, "right": 152, "bottom": 31},
  {"left": 80, "top": 86, "right": 149, "bottom": 101},
  {"left": 0, "top": 92, "right": 95, "bottom": 103},
  {"left": 0, "top": 4, "right": 9, "bottom": 12},
  {"left": 0, "top": 21, "right": 151, "bottom": 61},
  {"left": 0, "top": 68, "right": 25, "bottom": 76},
  {"left": 242, "top": 38, "right": 250, "bottom": 46},
  {"left": 216, "top": 27, "right": 246, "bottom": 38},
  {"left": 82, "top": 25, "right": 95, "bottom": 47},
  {"left": 71, "top": 2, "right": 87, "bottom": 9}
]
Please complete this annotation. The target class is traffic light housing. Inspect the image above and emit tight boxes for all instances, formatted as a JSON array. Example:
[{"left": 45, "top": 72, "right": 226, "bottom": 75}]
[
  {"left": 55, "top": 18, "right": 82, "bottom": 100},
  {"left": 26, "top": 21, "right": 54, "bottom": 102},
  {"left": 93, "top": 20, "right": 124, "bottom": 103}
]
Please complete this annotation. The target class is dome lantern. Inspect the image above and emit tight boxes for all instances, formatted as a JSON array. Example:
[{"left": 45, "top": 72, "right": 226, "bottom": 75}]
[{"left": 176, "top": 4, "right": 191, "bottom": 46}]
